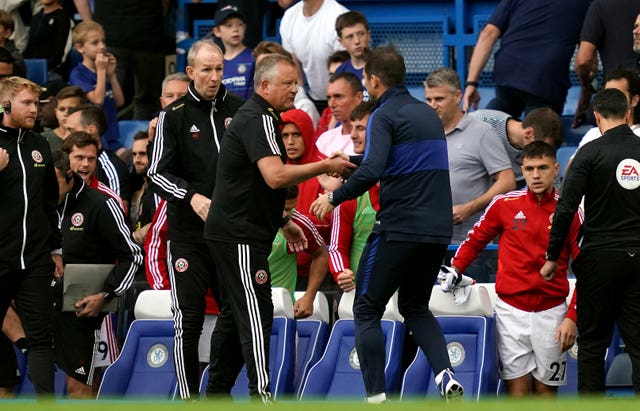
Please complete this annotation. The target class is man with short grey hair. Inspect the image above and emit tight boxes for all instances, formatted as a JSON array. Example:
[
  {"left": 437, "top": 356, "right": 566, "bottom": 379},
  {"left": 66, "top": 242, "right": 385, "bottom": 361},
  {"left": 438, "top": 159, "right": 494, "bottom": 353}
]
[
  {"left": 204, "top": 53, "right": 353, "bottom": 401},
  {"left": 425, "top": 67, "right": 515, "bottom": 282}
]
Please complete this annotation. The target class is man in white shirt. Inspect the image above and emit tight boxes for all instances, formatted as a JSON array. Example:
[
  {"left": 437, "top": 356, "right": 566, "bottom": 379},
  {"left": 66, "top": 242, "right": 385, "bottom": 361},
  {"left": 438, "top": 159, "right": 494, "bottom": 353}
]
[{"left": 280, "top": 0, "right": 348, "bottom": 111}]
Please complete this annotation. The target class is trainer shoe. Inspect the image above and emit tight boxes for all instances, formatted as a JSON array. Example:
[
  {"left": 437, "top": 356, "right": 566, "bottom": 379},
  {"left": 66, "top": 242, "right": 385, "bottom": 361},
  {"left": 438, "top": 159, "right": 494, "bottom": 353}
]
[{"left": 436, "top": 368, "right": 464, "bottom": 401}]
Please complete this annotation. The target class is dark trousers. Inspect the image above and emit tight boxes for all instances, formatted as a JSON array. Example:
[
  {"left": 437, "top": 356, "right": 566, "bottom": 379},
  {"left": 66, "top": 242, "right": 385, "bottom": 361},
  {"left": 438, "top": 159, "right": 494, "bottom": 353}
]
[
  {"left": 206, "top": 241, "right": 273, "bottom": 402},
  {"left": 572, "top": 250, "right": 640, "bottom": 394},
  {"left": 487, "top": 85, "right": 564, "bottom": 119},
  {"left": 353, "top": 232, "right": 451, "bottom": 396},
  {"left": 168, "top": 241, "right": 220, "bottom": 400},
  {"left": 108, "top": 46, "right": 163, "bottom": 120},
  {"left": 0, "top": 264, "right": 55, "bottom": 395}
]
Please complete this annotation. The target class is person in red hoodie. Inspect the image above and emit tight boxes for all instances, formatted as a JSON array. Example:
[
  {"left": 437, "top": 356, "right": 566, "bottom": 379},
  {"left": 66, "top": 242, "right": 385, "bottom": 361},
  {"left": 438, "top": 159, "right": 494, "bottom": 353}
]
[
  {"left": 451, "top": 141, "right": 581, "bottom": 396},
  {"left": 280, "top": 109, "right": 332, "bottom": 287}
]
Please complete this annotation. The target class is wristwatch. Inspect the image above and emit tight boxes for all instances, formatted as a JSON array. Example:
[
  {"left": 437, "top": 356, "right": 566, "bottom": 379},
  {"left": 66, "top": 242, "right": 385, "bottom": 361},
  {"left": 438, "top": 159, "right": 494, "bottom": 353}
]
[
  {"left": 101, "top": 291, "right": 113, "bottom": 302},
  {"left": 327, "top": 192, "right": 335, "bottom": 206}
]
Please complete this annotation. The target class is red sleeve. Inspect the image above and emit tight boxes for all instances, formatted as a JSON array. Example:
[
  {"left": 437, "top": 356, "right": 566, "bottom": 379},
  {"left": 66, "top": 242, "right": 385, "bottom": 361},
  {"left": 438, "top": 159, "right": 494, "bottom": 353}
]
[
  {"left": 327, "top": 199, "right": 356, "bottom": 281},
  {"left": 565, "top": 285, "right": 578, "bottom": 323},
  {"left": 451, "top": 197, "right": 503, "bottom": 274},
  {"left": 144, "top": 200, "right": 170, "bottom": 290},
  {"left": 291, "top": 210, "right": 324, "bottom": 255}
]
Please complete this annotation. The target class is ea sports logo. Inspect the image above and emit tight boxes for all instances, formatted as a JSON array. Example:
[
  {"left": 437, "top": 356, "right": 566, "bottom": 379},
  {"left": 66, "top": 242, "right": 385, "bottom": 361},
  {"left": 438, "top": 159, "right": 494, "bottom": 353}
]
[{"left": 616, "top": 159, "right": 640, "bottom": 190}]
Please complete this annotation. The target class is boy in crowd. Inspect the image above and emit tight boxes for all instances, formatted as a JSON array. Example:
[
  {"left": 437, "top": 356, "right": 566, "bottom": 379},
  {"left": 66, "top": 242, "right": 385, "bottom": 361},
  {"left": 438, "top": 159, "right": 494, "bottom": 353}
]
[
  {"left": 334, "top": 11, "right": 370, "bottom": 80},
  {"left": 41, "top": 86, "right": 87, "bottom": 153},
  {"left": 213, "top": 5, "right": 254, "bottom": 100},
  {"left": 70, "top": 21, "right": 125, "bottom": 158}
]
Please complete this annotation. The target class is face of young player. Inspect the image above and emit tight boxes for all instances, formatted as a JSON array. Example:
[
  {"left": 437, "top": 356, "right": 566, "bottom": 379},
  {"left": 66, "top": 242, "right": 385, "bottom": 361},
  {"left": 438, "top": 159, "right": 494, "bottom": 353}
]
[
  {"left": 339, "top": 24, "right": 370, "bottom": 59},
  {"left": 159, "top": 80, "right": 189, "bottom": 109},
  {"left": 55, "top": 97, "right": 82, "bottom": 131},
  {"left": 68, "top": 144, "right": 98, "bottom": 183},
  {"left": 327, "top": 78, "right": 362, "bottom": 123},
  {"left": 187, "top": 44, "right": 224, "bottom": 101},
  {"left": 4, "top": 88, "right": 39, "bottom": 129},
  {"left": 214, "top": 17, "right": 246, "bottom": 48},
  {"left": 77, "top": 29, "right": 106, "bottom": 61},
  {"left": 521, "top": 155, "right": 558, "bottom": 199},
  {"left": 281, "top": 123, "right": 305, "bottom": 161},
  {"left": 350, "top": 114, "right": 369, "bottom": 155}
]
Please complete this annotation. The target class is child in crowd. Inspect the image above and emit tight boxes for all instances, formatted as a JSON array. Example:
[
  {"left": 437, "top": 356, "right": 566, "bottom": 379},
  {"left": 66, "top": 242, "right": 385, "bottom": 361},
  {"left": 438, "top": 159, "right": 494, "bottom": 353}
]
[
  {"left": 69, "top": 21, "right": 125, "bottom": 157},
  {"left": 23, "top": 0, "right": 74, "bottom": 81},
  {"left": 41, "top": 86, "right": 88, "bottom": 152},
  {"left": 335, "top": 11, "right": 370, "bottom": 79},
  {"left": 0, "top": 9, "right": 25, "bottom": 77},
  {"left": 213, "top": 5, "right": 254, "bottom": 100}
]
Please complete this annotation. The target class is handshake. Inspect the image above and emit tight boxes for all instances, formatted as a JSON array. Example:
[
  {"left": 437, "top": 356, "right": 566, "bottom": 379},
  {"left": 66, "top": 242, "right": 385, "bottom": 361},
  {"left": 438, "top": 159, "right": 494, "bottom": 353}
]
[{"left": 325, "top": 150, "right": 356, "bottom": 179}]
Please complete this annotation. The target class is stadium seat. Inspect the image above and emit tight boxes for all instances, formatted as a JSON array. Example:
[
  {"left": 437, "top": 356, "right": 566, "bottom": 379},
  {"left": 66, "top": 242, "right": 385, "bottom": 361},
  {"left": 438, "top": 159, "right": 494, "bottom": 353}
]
[
  {"left": 605, "top": 353, "right": 634, "bottom": 396},
  {"left": 199, "top": 287, "right": 296, "bottom": 400},
  {"left": 118, "top": 120, "right": 149, "bottom": 150},
  {"left": 24, "top": 58, "right": 48, "bottom": 85},
  {"left": 556, "top": 145, "right": 578, "bottom": 179},
  {"left": 298, "top": 291, "right": 405, "bottom": 400},
  {"left": 401, "top": 285, "right": 498, "bottom": 401},
  {"left": 97, "top": 319, "right": 177, "bottom": 399},
  {"left": 294, "top": 291, "right": 331, "bottom": 397},
  {"left": 98, "top": 291, "right": 177, "bottom": 399}
]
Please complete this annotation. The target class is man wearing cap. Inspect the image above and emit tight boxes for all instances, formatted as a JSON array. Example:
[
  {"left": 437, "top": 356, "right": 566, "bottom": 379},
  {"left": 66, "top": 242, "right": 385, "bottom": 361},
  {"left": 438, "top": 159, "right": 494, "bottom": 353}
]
[{"left": 212, "top": 5, "right": 254, "bottom": 100}]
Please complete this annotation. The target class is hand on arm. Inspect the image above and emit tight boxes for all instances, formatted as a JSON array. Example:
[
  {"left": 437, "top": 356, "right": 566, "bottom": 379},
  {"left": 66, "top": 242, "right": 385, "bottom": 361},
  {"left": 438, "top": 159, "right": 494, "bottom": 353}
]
[{"left": 453, "top": 168, "right": 515, "bottom": 224}]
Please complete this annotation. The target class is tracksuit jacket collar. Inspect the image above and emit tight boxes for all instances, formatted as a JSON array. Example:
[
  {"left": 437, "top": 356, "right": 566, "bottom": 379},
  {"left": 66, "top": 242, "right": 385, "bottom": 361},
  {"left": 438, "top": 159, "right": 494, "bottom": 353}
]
[{"left": 186, "top": 81, "right": 229, "bottom": 111}]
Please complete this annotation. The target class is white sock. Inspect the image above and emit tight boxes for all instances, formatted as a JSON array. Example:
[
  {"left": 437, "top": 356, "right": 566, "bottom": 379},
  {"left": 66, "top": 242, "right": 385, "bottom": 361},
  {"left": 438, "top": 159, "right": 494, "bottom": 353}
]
[
  {"left": 434, "top": 369, "right": 448, "bottom": 386},
  {"left": 367, "top": 393, "right": 387, "bottom": 404}
]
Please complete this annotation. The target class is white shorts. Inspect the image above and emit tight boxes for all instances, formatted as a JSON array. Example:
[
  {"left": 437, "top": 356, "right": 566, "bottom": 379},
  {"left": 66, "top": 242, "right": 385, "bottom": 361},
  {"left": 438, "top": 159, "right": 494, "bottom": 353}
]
[{"left": 495, "top": 298, "right": 568, "bottom": 386}]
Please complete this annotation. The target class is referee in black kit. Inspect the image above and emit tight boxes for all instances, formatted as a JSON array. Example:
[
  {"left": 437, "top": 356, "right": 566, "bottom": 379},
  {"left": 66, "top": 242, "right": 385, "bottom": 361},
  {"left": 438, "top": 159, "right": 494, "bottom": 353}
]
[
  {"left": 204, "top": 53, "right": 354, "bottom": 402},
  {"left": 541, "top": 88, "right": 640, "bottom": 394}
]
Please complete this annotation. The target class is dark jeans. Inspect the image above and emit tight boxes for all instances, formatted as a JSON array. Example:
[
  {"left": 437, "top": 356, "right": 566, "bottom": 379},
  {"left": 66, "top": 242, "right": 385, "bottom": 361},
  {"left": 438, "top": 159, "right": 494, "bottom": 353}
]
[
  {"left": 353, "top": 232, "right": 451, "bottom": 396},
  {"left": 572, "top": 250, "right": 640, "bottom": 394},
  {"left": 108, "top": 46, "right": 164, "bottom": 120},
  {"left": 487, "top": 85, "right": 564, "bottom": 119}
]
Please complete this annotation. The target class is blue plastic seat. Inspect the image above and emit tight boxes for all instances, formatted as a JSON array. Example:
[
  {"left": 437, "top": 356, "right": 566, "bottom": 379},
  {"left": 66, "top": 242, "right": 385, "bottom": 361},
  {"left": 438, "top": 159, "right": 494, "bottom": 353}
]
[
  {"left": 97, "top": 319, "right": 177, "bottom": 399},
  {"left": 118, "top": 120, "right": 149, "bottom": 150},
  {"left": 24, "top": 58, "right": 48, "bottom": 85}
]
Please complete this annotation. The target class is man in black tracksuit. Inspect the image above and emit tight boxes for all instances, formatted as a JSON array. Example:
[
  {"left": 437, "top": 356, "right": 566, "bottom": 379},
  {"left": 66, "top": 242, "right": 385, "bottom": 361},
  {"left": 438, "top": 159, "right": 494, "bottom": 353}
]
[
  {"left": 0, "top": 76, "right": 61, "bottom": 395},
  {"left": 147, "top": 39, "right": 244, "bottom": 400},
  {"left": 204, "top": 54, "right": 353, "bottom": 402},
  {"left": 543, "top": 88, "right": 640, "bottom": 394},
  {"left": 52, "top": 150, "right": 143, "bottom": 397}
]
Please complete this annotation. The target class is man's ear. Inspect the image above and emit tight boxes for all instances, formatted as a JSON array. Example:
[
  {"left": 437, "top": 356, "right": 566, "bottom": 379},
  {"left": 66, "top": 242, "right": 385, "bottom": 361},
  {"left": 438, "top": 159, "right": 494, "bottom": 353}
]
[
  {"left": 632, "top": 94, "right": 639, "bottom": 109},
  {"left": 185, "top": 65, "right": 195, "bottom": 80},
  {"left": 522, "top": 126, "right": 535, "bottom": 144}
]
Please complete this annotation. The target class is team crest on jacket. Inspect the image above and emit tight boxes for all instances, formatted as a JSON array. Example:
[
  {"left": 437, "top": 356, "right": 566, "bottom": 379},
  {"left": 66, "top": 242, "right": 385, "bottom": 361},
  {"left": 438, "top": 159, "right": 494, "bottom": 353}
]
[
  {"left": 32, "top": 150, "right": 43, "bottom": 163},
  {"left": 71, "top": 213, "right": 84, "bottom": 227},
  {"left": 237, "top": 64, "right": 247, "bottom": 74},
  {"left": 255, "top": 269, "right": 268, "bottom": 284},
  {"left": 175, "top": 258, "right": 189, "bottom": 272},
  {"left": 224, "top": 117, "right": 232, "bottom": 128}
]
